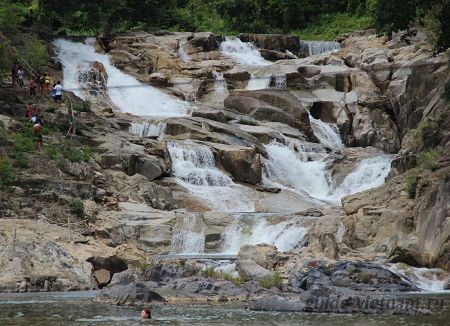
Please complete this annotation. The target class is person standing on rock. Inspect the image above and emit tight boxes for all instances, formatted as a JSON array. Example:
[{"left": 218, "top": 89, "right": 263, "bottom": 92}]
[
  {"left": 43, "top": 72, "right": 51, "bottom": 93},
  {"left": 17, "top": 67, "right": 24, "bottom": 87},
  {"left": 29, "top": 76, "right": 37, "bottom": 100},
  {"left": 53, "top": 81, "right": 63, "bottom": 105},
  {"left": 32, "top": 116, "right": 44, "bottom": 150},
  {"left": 11, "top": 64, "right": 18, "bottom": 88}
]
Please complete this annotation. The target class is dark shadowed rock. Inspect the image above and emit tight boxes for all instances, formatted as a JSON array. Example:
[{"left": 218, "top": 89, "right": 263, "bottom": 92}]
[{"left": 288, "top": 261, "right": 418, "bottom": 292}]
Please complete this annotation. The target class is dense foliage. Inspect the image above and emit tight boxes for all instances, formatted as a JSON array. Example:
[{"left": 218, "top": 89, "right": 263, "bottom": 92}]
[{"left": 0, "top": 0, "right": 448, "bottom": 55}]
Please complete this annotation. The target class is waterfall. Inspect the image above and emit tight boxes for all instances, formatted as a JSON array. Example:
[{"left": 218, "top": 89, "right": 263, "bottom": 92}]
[
  {"left": 264, "top": 140, "right": 330, "bottom": 200},
  {"left": 388, "top": 264, "right": 449, "bottom": 292},
  {"left": 309, "top": 115, "right": 344, "bottom": 149},
  {"left": 129, "top": 122, "right": 166, "bottom": 139},
  {"left": 302, "top": 41, "right": 341, "bottom": 56},
  {"left": 221, "top": 215, "right": 309, "bottom": 254},
  {"left": 264, "top": 140, "right": 393, "bottom": 203},
  {"left": 178, "top": 40, "right": 191, "bottom": 63},
  {"left": 247, "top": 74, "right": 271, "bottom": 90},
  {"left": 167, "top": 142, "right": 255, "bottom": 212},
  {"left": 274, "top": 74, "right": 287, "bottom": 89},
  {"left": 212, "top": 72, "right": 227, "bottom": 93},
  {"left": 171, "top": 215, "right": 205, "bottom": 254},
  {"left": 53, "top": 38, "right": 189, "bottom": 117},
  {"left": 219, "top": 37, "right": 271, "bottom": 66},
  {"left": 332, "top": 155, "right": 393, "bottom": 198}
]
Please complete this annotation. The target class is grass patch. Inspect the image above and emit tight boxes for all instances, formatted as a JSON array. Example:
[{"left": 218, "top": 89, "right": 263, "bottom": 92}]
[
  {"left": 44, "top": 140, "right": 92, "bottom": 164},
  {"left": 204, "top": 267, "right": 246, "bottom": 286},
  {"left": 69, "top": 199, "right": 84, "bottom": 218},
  {"left": 405, "top": 173, "right": 419, "bottom": 199},
  {"left": 139, "top": 263, "right": 152, "bottom": 272},
  {"left": 259, "top": 272, "right": 282, "bottom": 290},
  {"left": 294, "top": 13, "right": 373, "bottom": 40},
  {"left": 419, "top": 149, "right": 440, "bottom": 171},
  {"left": 0, "top": 157, "right": 14, "bottom": 190}
]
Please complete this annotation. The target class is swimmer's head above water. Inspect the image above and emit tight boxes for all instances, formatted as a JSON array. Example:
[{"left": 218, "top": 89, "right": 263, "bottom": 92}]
[{"left": 140, "top": 308, "right": 151, "bottom": 319}]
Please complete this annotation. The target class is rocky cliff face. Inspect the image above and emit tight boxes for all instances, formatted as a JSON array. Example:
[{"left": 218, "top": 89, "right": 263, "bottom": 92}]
[{"left": 0, "top": 28, "right": 448, "bottom": 299}]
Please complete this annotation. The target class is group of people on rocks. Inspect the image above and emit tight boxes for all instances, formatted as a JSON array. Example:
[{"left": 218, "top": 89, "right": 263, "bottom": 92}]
[{"left": 11, "top": 64, "right": 63, "bottom": 105}]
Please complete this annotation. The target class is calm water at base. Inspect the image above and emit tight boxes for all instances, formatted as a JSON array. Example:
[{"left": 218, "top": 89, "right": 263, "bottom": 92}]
[{"left": 0, "top": 291, "right": 449, "bottom": 325}]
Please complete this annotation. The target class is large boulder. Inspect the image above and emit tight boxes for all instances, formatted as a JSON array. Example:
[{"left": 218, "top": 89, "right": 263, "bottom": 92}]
[
  {"left": 127, "top": 154, "right": 167, "bottom": 181},
  {"left": 288, "top": 261, "right": 418, "bottom": 292},
  {"left": 224, "top": 89, "right": 314, "bottom": 140},
  {"left": 188, "top": 32, "right": 222, "bottom": 52},
  {"left": 95, "top": 282, "right": 165, "bottom": 305},
  {"left": 205, "top": 143, "right": 262, "bottom": 185},
  {"left": 238, "top": 34, "right": 304, "bottom": 57},
  {"left": 237, "top": 244, "right": 279, "bottom": 269}
]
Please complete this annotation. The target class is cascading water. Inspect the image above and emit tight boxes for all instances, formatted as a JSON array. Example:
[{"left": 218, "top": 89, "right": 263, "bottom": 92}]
[
  {"left": 309, "top": 115, "right": 344, "bottom": 149},
  {"left": 212, "top": 72, "right": 227, "bottom": 93},
  {"left": 264, "top": 140, "right": 330, "bottom": 200},
  {"left": 178, "top": 40, "right": 191, "bottom": 63},
  {"left": 264, "top": 139, "right": 393, "bottom": 203},
  {"left": 388, "top": 264, "right": 449, "bottom": 292},
  {"left": 167, "top": 142, "right": 255, "bottom": 212},
  {"left": 221, "top": 215, "right": 310, "bottom": 254},
  {"left": 274, "top": 74, "right": 287, "bottom": 89},
  {"left": 129, "top": 122, "right": 166, "bottom": 139},
  {"left": 302, "top": 41, "right": 341, "bottom": 56},
  {"left": 171, "top": 215, "right": 205, "bottom": 254},
  {"left": 247, "top": 74, "right": 271, "bottom": 90},
  {"left": 53, "top": 38, "right": 189, "bottom": 117},
  {"left": 219, "top": 37, "right": 271, "bottom": 66}
]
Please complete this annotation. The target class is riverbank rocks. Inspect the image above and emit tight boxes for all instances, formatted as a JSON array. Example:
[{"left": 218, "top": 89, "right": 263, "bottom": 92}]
[
  {"left": 95, "top": 282, "right": 165, "bottom": 305},
  {"left": 288, "top": 261, "right": 418, "bottom": 292}
]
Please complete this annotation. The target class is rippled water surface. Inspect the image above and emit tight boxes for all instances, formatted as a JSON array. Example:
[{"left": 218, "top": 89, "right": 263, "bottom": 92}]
[{"left": 0, "top": 291, "right": 449, "bottom": 325}]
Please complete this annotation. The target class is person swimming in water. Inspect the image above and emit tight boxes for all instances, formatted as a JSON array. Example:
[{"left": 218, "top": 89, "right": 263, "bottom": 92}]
[{"left": 140, "top": 308, "right": 151, "bottom": 320}]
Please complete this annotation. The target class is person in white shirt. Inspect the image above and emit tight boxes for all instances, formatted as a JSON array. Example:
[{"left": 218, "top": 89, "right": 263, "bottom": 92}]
[{"left": 53, "top": 81, "right": 63, "bottom": 105}]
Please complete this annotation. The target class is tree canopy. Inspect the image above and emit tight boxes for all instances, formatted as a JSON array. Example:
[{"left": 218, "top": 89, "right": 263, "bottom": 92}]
[{"left": 0, "top": 0, "right": 448, "bottom": 52}]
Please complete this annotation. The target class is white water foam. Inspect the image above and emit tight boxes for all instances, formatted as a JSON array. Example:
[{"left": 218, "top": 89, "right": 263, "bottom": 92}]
[
  {"left": 171, "top": 215, "right": 205, "bottom": 254},
  {"left": 167, "top": 142, "right": 255, "bottom": 212},
  {"left": 178, "top": 40, "right": 191, "bottom": 63},
  {"left": 247, "top": 74, "right": 271, "bottom": 90},
  {"left": 274, "top": 74, "right": 287, "bottom": 89},
  {"left": 309, "top": 115, "right": 344, "bottom": 149},
  {"left": 53, "top": 38, "right": 189, "bottom": 117},
  {"left": 221, "top": 216, "right": 309, "bottom": 253},
  {"left": 219, "top": 37, "right": 271, "bottom": 66},
  {"left": 264, "top": 140, "right": 393, "bottom": 203},
  {"left": 129, "top": 122, "right": 166, "bottom": 139},
  {"left": 265, "top": 140, "right": 330, "bottom": 200},
  {"left": 388, "top": 264, "right": 449, "bottom": 292},
  {"left": 212, "top": 72, "right": 227, "bottom": 93},
  {"left": 332, "top": 155, "right": 393, "bottom": 198},
  {"left": 303, "top": 41, "right": 341, "bottom": 56}
]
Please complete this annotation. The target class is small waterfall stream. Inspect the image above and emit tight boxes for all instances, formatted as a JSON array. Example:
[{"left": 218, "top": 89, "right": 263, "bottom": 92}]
[
  {"left": 167, "top": 142, "right": 255, "bottom": 212},
  {"left": 178, "top": 40, "right": 191, "bottom": 63},
  {"left": 129, "top": 122, "right": 166, "bottom": 139},
  {"left": 212, "top": 72, "right": 227, "bottom": 93},
  {"left": 302, "top": 40, "right": 341, "bottom": 56},
  {"left": 221, "top": 214, "right": 311, "bottom": 254},
  {"left": 219, "top": 37, "right": 271, "bottom": 66}
]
